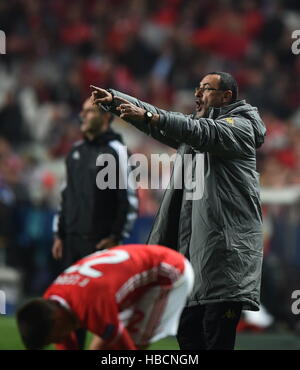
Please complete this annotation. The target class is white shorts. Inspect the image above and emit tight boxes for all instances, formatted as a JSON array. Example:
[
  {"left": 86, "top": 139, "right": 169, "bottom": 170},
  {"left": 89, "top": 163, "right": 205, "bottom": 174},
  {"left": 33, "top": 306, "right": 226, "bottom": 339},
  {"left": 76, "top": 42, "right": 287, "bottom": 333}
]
[{"left": 119, "top": 258, "right": 195, "bottom": 347}]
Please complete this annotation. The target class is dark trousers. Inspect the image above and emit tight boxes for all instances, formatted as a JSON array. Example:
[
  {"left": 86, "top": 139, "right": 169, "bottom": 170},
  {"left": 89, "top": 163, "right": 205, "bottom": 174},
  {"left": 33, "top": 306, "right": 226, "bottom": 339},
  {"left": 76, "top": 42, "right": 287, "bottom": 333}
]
[
  {"left": 61, "top": 234, "right": 101, "bottom": 270},
  {"left": 61, "top": 234, "right": 101, "bottom": 349},
  {"left": 177, "top": 302, "right": 242, "bottom": 350}
]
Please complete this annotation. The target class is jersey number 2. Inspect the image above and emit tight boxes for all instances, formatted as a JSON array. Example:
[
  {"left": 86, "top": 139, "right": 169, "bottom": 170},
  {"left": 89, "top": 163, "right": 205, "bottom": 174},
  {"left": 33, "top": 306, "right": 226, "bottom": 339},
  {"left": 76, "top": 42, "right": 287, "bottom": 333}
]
[{"left": 64, "top": 250, "right": 130, "bottom": 278}]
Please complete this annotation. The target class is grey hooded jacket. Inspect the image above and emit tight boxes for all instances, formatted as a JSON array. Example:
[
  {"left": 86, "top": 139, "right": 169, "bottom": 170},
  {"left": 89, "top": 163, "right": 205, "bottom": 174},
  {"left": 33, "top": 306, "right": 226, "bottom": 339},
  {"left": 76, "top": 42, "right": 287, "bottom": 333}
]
[{"left": 108, "top": 89, "right": 266, "bottom": 311}]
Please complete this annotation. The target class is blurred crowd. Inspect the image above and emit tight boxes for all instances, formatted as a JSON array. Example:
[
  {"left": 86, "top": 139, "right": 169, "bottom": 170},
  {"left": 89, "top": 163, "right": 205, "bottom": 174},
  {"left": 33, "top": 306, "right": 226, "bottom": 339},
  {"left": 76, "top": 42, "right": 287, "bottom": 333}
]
[{"left": 0, "top": 0, "right": 300, "bottom": 300}]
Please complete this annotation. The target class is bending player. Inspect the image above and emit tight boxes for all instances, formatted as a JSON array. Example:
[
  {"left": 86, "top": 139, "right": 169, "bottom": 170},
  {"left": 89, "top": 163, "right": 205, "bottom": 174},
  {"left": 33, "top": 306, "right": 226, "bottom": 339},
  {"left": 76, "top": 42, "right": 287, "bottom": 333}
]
[{"left": 16, "top": 244, "right": 194, "bottom": 350}]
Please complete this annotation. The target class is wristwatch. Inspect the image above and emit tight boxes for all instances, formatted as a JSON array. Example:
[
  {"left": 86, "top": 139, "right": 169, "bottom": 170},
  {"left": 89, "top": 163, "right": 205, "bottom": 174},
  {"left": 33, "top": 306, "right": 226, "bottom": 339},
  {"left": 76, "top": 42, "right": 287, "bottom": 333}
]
[{"left": 144, "top": 111, "right": 154, "bottom": 124}]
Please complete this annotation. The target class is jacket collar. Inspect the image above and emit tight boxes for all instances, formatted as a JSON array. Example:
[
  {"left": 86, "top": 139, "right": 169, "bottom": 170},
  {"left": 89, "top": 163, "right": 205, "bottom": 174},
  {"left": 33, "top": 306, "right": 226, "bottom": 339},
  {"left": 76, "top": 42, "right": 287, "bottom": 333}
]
[
  {"left": 209, "top": 100, "right": 247, "bottom": 119},
  {"left": 84, "top": 129, "right": 123, "bottom": 145}
]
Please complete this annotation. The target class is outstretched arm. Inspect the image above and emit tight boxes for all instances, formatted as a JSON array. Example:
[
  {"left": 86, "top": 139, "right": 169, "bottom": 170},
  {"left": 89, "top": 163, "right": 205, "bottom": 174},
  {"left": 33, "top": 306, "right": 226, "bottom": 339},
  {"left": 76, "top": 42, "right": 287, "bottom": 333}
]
[
  {"left": 90, "top": 86, "right": 185, "bottom": 150},
  {"left": 91, "top": 86, "right": 255, "bottom": 157}
]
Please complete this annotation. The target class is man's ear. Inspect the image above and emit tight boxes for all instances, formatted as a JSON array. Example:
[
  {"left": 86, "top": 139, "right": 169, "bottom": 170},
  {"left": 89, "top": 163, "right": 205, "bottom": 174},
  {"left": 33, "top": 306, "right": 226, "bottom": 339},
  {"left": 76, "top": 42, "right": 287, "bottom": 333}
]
[{"left": 223, "top": 90, "right": 233, "bottom": 104}]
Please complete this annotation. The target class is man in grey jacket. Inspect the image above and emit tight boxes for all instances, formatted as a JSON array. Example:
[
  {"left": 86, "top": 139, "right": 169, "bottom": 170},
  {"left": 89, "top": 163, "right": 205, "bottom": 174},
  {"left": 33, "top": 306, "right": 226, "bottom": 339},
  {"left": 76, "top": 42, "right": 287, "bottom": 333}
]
[{"left": 91, "top": 72, "right": 266, "bottom": 350}]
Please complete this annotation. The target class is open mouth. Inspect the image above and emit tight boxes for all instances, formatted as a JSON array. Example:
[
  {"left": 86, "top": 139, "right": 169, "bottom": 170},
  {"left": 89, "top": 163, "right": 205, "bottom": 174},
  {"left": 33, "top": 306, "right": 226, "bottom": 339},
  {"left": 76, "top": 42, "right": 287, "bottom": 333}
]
[{"left": 196, "top": 100, "right": 204, "bottom": 111}]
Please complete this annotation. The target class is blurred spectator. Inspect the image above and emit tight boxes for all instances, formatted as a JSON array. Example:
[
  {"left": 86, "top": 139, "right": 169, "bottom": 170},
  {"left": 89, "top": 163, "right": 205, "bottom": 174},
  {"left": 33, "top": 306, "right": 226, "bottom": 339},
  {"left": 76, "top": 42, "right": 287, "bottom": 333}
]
[{"left": 0, "top": 91, "right": 29, "bottom": 146}]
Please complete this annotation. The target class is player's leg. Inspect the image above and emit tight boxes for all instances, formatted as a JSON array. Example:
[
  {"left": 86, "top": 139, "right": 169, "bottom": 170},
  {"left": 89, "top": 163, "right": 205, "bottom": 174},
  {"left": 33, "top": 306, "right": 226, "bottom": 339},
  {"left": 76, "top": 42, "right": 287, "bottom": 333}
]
[
  {"left": 149, "top": 259, "right": 195, "bottom": 343},
  {"left": 126, "top": 258, "right": 195, "bottom": 348},
  {"left": 122, "top": 287, "right": 168, "bottom": 347},
  {"left": 203, "top": 301, "right": 243, "bottom": 350}
]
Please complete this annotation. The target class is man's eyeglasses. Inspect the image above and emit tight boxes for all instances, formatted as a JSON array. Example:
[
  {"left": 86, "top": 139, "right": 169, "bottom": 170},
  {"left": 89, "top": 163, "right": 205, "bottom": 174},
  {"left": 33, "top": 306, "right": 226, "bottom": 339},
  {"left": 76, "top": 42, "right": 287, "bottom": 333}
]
[{"left": 194, "top": 87, "right": 222, "bottom": 94}]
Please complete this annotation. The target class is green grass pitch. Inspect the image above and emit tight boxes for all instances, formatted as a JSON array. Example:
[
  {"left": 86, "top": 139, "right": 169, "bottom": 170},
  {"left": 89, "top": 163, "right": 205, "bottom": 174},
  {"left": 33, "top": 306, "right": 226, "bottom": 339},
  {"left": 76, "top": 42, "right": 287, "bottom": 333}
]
[
  {"left": 0, "top": 315, "right": 179, "bottom": 350},
  {"left": 1, "top": 316, "right": 300, "bottom": 350}
]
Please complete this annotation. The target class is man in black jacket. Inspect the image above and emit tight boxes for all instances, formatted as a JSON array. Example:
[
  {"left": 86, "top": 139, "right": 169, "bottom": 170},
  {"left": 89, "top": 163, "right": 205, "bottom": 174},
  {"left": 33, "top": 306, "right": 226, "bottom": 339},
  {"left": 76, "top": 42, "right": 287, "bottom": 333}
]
[
  {"left": 51, "top": 97, "right": 138, "bottom": 349},
  {"left": 52, "top": 98, "right": 138, "bottom": 266},
  {"left": 90, "top": 72, "right": 266, "bottom": 350}
]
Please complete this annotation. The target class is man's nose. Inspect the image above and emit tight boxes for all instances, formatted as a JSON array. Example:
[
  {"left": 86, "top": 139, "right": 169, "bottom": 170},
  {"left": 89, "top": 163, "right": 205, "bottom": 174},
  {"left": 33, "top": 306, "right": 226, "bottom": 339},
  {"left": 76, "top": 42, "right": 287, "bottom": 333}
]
[{"left": 195, "top": 89, "right": 203, "bottom": 98}]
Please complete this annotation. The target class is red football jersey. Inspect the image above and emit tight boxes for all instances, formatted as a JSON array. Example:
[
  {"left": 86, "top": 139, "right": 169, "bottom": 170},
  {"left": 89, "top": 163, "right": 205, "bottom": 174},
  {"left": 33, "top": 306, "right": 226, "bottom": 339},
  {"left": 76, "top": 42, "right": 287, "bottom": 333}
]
[{"left": 43, "top": 244, "right": 185, "bottom": 349}]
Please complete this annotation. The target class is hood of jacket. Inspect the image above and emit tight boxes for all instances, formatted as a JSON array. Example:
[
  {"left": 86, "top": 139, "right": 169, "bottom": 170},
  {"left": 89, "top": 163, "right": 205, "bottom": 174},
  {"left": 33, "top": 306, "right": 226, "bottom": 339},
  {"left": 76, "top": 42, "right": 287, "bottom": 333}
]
[{"left": 210, "top": 100, "right": 266, "bottom": 148}]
